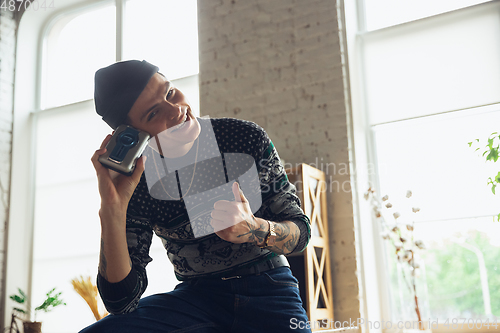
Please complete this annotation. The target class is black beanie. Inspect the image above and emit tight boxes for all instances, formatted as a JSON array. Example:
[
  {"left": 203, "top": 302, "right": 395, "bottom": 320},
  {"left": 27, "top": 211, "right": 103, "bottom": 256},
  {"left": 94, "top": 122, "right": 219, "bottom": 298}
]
[{"left": 94, "top": 60, "right": 159, "bottom": 129}]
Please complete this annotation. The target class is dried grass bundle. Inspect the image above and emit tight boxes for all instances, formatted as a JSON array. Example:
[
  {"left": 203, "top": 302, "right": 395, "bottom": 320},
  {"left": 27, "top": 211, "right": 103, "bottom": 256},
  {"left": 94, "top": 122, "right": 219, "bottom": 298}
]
[{"left": 71, "top": 276, "right": 108, "bottom": 321}]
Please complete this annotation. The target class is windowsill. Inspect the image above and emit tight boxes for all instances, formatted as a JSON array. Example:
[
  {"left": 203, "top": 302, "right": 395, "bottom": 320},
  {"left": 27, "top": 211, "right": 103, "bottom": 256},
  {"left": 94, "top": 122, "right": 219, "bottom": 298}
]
[{"left": 380, "top": 324, "right": 500, "bottom": 333}]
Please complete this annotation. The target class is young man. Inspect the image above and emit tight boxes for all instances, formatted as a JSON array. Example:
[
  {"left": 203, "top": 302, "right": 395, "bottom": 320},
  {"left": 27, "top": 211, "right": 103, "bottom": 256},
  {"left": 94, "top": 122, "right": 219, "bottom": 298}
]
[{"left": 81, "top": 60, "right": 312, "bottom": 332}]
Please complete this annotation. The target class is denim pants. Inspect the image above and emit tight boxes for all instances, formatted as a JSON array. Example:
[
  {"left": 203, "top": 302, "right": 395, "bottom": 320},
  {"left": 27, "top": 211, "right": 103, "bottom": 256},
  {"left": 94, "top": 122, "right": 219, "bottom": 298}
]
[{"left": 79, "top": 267, "right": 312, "bottom": 333}]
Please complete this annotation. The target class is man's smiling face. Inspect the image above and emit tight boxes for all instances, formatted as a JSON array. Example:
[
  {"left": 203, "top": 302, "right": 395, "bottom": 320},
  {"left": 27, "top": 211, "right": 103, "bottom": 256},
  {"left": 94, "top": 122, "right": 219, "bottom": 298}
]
[{"left": 127, "top": 73, "right": 201, "bottom": 157}]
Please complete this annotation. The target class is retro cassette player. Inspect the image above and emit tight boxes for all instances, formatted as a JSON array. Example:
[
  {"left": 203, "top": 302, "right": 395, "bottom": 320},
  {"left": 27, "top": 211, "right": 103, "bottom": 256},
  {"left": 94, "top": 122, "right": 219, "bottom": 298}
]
[{"left": 98, "top": 124, "right": 150, "bottom": 176}]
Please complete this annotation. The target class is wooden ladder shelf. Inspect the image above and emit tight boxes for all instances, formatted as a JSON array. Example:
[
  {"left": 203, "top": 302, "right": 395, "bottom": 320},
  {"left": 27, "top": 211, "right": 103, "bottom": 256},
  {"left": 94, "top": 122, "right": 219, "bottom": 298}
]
[{"left": 287, "top": 163, "right": 334, "bottom": 330}]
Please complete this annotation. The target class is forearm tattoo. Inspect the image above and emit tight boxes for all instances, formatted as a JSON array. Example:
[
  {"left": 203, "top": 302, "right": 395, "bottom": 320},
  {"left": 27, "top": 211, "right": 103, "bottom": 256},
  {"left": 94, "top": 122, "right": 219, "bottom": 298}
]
[
  {"left": 99, "top": 238, "right": 107, "bottom": 280},
  {"left": 238, "top": 215, "right": 268, "bottom": 244},
  {"left": 268, "top": 222, "right": 300, "bottom": 255},
  {"left": 98, "top": 238, "right": 133, "bottom": 281}
]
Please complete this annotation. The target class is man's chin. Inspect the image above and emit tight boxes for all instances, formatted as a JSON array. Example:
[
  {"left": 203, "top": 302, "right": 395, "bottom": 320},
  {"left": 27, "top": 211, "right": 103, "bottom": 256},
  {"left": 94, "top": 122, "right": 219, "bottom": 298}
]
[{"left": 150, "top": 119, "right": 201, "bottom": 156}]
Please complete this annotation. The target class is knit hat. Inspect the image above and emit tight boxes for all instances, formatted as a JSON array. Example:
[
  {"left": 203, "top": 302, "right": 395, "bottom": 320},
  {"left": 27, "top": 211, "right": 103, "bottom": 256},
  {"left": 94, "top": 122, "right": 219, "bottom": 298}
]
[{"left": 94, "top": 60, "right": 159, "bottom": 129}]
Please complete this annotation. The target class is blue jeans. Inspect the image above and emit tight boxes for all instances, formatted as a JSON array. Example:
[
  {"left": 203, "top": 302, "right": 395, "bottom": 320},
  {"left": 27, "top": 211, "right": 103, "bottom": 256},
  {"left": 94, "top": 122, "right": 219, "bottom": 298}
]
[{"left": 79, "top": 267, "right": 312, "bottom": 333}]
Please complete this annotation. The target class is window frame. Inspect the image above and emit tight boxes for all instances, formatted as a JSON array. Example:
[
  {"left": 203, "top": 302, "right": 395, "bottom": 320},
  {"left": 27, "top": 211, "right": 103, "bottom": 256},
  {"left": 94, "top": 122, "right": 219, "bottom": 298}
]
[
  {"left": 343, "top": 0, "right": 500, "bottom": 332},
  {"left": 6, "top": 0, "right": 104, "bottom": 324},
  {"left": 5, "top": 0, "right": 199, "bottom": 326}
]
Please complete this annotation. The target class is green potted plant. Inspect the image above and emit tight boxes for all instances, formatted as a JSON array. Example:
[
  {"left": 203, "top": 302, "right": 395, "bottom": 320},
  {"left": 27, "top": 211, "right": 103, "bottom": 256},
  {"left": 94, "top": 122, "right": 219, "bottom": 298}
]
[{"left": 9, "top": 287, "right": 66, "bottom": 333}]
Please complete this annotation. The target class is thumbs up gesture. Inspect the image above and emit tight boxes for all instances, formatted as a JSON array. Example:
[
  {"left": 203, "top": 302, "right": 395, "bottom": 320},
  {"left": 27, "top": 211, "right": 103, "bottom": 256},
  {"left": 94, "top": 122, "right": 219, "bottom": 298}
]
[{"left": 210, "top": 182, "right": 267, "bottom": 244}]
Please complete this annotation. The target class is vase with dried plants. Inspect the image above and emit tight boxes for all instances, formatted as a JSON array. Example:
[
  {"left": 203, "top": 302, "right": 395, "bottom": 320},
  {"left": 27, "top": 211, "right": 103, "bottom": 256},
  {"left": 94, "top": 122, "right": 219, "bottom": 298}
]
[
  {"left": 71, "top": 275, "right": 108, "bottom": 321},
  {"left": 365, "top": 187, "right": 429, "bottom": 332}
]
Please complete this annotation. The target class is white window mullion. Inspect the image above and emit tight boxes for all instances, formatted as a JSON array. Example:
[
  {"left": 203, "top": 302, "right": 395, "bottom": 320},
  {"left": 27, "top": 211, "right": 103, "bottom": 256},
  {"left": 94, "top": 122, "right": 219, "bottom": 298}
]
[{"left": 116, "top": 0, "right": 125, "bottom": 61}]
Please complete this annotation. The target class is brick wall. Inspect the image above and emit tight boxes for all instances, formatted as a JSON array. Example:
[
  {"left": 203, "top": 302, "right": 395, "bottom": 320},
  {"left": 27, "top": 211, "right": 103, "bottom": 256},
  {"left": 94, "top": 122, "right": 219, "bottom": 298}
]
[
  {"left": 0, "top": 9, "right": 17, "bottom": 330},
  {"left": 198, "top": 0, "right": 360, "bottom": 323}
]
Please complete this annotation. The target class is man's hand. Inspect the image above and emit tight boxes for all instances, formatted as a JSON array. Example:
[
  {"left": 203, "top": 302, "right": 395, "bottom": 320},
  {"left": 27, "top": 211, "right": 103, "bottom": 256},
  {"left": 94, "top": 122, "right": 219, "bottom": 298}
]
[
  {"left": 91, "top": 133, "right": 146, "bottom": 283},
  {"left": 91, "top": 134, "right": 146, "bottom": 218},
  {"left": 210, "top": 182, "right": 268, "bottom": 244}
]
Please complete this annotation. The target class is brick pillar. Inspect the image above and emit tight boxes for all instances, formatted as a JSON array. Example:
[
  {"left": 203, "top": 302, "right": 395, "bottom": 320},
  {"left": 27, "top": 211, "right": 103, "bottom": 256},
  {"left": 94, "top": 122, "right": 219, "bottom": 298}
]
[
  {"left": 0, "top": 9, "right": 18, "bottom": 330},
  {"left": 197, "top": 0, "right": 360, "bottom": 323}
]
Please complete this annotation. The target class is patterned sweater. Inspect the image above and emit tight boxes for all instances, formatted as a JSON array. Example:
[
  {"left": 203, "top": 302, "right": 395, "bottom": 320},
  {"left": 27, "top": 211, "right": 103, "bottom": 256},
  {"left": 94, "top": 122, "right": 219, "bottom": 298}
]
[{"left": 97, "top": 117, "right": 311, "bottom": 314}]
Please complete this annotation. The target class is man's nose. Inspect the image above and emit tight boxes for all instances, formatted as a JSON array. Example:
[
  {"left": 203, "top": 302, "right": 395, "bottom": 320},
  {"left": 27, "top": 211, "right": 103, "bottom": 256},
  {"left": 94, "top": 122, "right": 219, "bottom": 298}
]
[{"left": 161, "top": 100, "right": 183, "bottom": 119}]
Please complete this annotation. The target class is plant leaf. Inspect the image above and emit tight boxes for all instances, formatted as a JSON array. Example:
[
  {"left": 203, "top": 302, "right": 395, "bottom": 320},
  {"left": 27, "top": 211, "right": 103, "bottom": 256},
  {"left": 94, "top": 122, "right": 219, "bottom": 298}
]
[
  {"left": 34, "top": 288, "right": 65, "bottom": 313},
  {"left": 18, "top": 288, "right": 27, "bottom": 300},
  {"left": 495, "top": 171, "right": 500, "bottom": 183},
  {"left": 487, "top": 149, "right": 499, "bottom": 162},
  {"left": 488, "top": 138, "right": 494, "bottom": 149},
  {"left": 9, "top": 295, "right": 25, "bottom": 304}
]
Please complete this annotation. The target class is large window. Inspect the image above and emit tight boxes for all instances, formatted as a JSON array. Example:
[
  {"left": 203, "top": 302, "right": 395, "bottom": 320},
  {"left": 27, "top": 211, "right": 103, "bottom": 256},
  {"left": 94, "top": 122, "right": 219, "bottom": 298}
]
[
  {"left": 374, "top": 107, "right": 500, "bottom": 321},
  {"left": 351, "top": 0, "right": 500, "bottom": 326},
  {"left": 29, "top": 1, "right": 199, "bottom": 331},
  {"left": 43, "top": 4, "right": 116, "bottom": 108}
]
